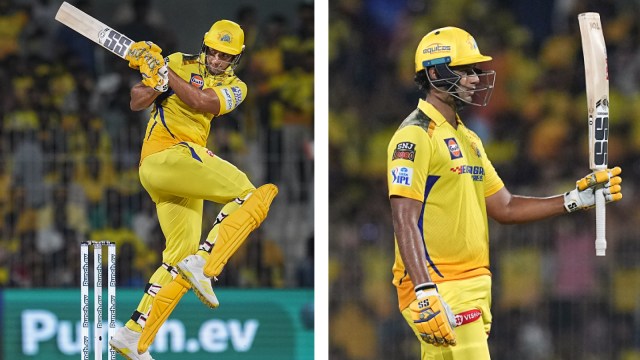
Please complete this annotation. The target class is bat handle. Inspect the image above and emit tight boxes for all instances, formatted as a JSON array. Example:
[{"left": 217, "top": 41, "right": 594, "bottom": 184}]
[{"left": 595, "top": 187, "right": 606, "bottom": 256}]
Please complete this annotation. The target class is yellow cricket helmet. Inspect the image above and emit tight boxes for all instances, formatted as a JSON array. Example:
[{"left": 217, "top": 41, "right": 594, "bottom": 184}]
[
  {"left": 203, "top": 20, "right": 245, "bottom": 56},
  {"left": 414, "top": 27, "right": 495, "bottom": 107},
  {"left": 414, "top": 26, "right": 492, "bottom": 72}
]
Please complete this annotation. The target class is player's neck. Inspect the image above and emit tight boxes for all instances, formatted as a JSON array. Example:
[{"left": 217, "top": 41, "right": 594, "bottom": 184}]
[{"left": 426, "top": 93, "right": 458, "bottom": 128}]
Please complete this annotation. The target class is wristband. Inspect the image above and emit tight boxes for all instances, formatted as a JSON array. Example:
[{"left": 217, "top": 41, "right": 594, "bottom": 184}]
[{"left": 415, "top": 282, "right": 437, "bottom": 292}]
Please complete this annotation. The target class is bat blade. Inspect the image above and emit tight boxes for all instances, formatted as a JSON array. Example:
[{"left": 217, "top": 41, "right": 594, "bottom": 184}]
[
  {"left": 578, "top": 12, "right": 609, "bottom": 256},
  {"left": 55, "top": 1, "right": 134, "bottom": 59}
]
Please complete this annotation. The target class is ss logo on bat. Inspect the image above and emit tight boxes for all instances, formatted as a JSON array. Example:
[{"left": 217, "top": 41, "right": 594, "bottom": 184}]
[
  {"left": 100, "top": 28, "right": 132, "bottom": 57},
  {"left": 593, "top": 115, "right": 608, "bottom": 166}
]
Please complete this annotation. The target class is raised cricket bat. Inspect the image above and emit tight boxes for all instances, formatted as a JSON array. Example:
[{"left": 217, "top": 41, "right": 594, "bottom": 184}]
[
  {"left": 55, "top": 1, "right": 134, "bottom": 59},
  {"left": 578, "top": 12, "right": 609, "bottom": 256}
]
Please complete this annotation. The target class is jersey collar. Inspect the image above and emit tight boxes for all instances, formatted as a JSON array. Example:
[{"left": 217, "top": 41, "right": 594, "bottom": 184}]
[{"left": 417, "top": 99, "right": 463, "bottom": 127}]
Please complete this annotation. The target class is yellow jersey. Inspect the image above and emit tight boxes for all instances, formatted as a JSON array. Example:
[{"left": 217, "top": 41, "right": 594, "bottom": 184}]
[
  {"left": 387, "top": 99, "right": 504, "bottom": 310},
  {"left": 140, "top": 52, "right": 247, "bottom": 161}
]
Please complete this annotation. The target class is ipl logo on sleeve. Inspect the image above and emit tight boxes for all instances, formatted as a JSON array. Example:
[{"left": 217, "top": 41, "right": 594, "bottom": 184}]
[
  {"left": 391, "top": 166, "right": 413, "bottom": 186},
  {"left": 444, "top": 138, "right": 463, "bottom": 160}
]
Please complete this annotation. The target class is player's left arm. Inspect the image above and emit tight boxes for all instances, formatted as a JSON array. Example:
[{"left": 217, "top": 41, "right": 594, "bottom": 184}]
[
  {"left": 486, "top": 187, "right": 565, "bottom": 224},
  {"left": 130, "top": 82, "right": 162, "bottom": 111},
  {"left": 486, "top": 167, "right": 622, "bottom": 224}
]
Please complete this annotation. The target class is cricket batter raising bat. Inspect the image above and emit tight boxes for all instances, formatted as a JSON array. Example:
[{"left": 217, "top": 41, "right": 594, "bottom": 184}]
[
  {"left": 387, "top": 26, "right": 622, "bottom": 359},
  {"left": 107, "top": 20, "right": 278, "bottom": 360}
]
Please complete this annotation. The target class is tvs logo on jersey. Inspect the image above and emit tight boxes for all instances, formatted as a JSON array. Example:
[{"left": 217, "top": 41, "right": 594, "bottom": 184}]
[
  {"left": 392, "top": 142, "right": 416, "bottom": 161},
  {"left": 190, "top": 73, "right": 204, "bottom": 89},
  {"left": 391, "top": 166, "right": 413, "bottom": 186},
  {"left": 444, "top": 138, "right": 463, "bottom": 159}
]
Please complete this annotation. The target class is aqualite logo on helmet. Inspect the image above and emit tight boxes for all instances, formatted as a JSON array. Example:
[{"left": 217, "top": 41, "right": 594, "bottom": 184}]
[{"left": 423, "top": 43, "right": 451, "bottom": 55}]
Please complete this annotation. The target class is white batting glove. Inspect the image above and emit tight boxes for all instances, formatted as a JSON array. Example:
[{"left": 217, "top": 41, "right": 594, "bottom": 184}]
[
  {"left": 564, "top": 167, "right": 622, "bottom": 213},
  {"left": 153, "top": 64, "right": 169, "bottom": 92}
]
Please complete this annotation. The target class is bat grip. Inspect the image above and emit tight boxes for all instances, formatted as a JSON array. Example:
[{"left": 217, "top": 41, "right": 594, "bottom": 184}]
[{"left": 595, "top": 187, "right": 606, "bottom": 256}]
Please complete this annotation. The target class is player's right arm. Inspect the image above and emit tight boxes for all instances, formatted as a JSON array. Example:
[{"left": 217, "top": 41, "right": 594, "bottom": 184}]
[
  {"left": 390, "top": 196, "right": 431, "bottom": 285},
  {"left": 387, "top": 124, "right": 456, "bottom": 346},
  {"left": 391, "top": 196, "right": 457, "bottom": 346},
  {"left": 129, "top": 46, "right": 170, "bottom": 111}
]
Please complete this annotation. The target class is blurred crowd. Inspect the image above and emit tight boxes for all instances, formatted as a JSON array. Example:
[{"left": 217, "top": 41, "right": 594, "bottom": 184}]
[
  {"left": 329, "top": 0, "right": 640, "bottom": 359},
  {"left": 0, "top": 0, "right": 314, "bottom": 290}
]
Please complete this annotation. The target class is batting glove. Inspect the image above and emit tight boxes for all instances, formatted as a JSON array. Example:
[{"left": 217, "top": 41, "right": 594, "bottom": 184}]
[
  {"left": 409, "top": 283, "right": 457, "bottom": 347},
  {"left": 126, "top": 41, "right": 162, "bottom": 69},
  {"left": 152, "top": 64, "right": 169, "bottom": 92},
  {"left": 564, "top": 167, "right": 622, "bottom": 213},
  {"left": 140, "top": 52, "right": 167, "bottom": 90}
]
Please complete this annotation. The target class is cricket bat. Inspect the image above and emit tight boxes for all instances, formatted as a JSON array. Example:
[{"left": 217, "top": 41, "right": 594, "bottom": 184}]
[
  {"left": 578, "top": 12, "right": 609, "bottom": 256},
  {"left": 55, "top": 1, "right": 134, "bottom": 59}
]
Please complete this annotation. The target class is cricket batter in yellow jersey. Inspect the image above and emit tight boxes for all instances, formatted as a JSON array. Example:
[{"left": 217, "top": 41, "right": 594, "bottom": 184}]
[
  {"left": 108, "top": 20, "right": 278, "bottom": 360},
  {"left": 387, "top": 26, "right": 624, "bottom": 359}
]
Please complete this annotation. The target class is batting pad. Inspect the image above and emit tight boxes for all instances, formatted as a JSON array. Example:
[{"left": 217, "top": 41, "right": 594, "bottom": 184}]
[
  {"left": 138, "top": 275, "right": 191, "bottom": 354},
  {"left": 204, "top": 184, "right": 278, "bottom": 278}
]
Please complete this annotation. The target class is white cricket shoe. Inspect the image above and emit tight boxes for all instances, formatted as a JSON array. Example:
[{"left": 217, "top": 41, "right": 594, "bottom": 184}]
[
  {"left": 177, "top": 254, "right": 220, "bottom": 309},
  {"left": 109, "top": 327, "right": 154, "bottom": 360}
]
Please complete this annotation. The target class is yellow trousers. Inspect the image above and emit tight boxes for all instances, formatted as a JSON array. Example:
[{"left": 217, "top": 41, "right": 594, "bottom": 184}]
[{"left": 126, "top": 142, "right": 254, "bottom": 331}]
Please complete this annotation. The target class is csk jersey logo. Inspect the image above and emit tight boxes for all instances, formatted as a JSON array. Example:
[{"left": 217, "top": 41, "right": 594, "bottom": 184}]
[
  {"left": 444, "top": 138, "right": 463, "bottom": 159},
  {"left": 391, "top": 166, "right": 413, "bottom": 186}
]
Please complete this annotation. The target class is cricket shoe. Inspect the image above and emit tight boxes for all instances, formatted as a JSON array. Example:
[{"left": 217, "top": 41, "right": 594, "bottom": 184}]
[
  {"left": 177, "top": 254, "right": 220, "bottom": 309},
  {"left": 109, "top": 326, "right": 155, "bottom": 360}
]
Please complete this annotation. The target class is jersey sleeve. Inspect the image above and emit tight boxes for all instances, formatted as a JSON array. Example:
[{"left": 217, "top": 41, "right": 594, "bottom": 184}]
[
  {"left": 210, "top": 80, "right": 247, "bottom": 116},
  {"left": 166, "top": 52, "right": 183, "bottom": 75},
  {"left": 387, "top": 125, "right": 432, "bottom": 202},
  {"left": 478, "top": 141, "right": 504, "bottom": 197}
]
